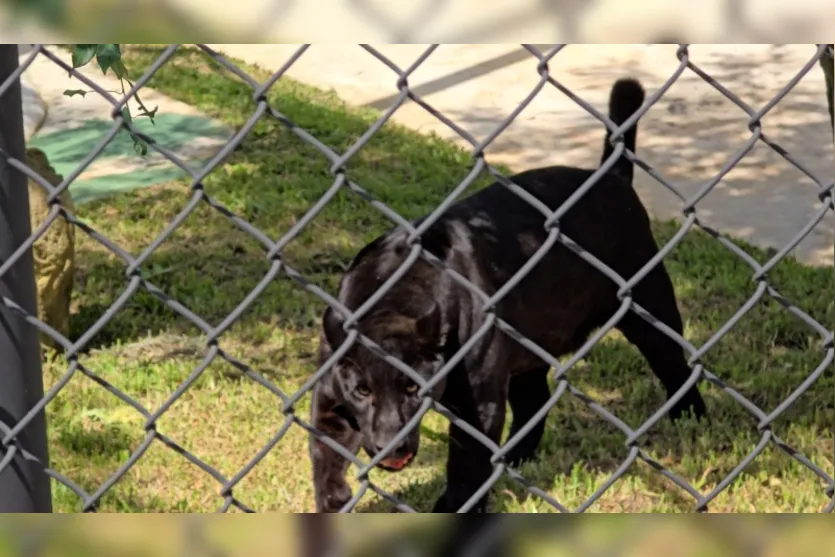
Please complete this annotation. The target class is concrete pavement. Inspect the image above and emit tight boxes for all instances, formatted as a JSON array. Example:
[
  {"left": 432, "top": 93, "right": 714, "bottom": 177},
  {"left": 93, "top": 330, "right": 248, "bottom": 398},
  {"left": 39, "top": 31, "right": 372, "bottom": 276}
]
[{"left": 208, "top": 44, "right": 834, "bottom": 267}]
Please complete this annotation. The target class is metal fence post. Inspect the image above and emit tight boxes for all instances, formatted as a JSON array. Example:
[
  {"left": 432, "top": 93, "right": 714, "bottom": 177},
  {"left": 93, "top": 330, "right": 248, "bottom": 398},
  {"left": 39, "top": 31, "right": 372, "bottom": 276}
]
[
  {"left": 821, "top": 45, "right": 833, "bottom": 135},
  {"left": 0, "top": 44, "right": 53, "bottom": 512},
  {"left": 825, "top": 45, "right": 835, "bottom": 505}
]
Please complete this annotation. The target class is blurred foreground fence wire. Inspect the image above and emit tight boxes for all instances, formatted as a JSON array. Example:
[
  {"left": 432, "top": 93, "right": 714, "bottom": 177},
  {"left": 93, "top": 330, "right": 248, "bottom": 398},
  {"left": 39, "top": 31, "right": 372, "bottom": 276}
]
[{"left": 0, "top": 43, "right": 833, "bottom": 515}]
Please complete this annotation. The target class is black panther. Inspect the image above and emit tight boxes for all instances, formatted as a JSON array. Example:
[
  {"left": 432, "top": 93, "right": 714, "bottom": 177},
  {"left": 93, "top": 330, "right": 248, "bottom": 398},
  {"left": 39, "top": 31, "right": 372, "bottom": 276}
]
[{"left": 309, "top": 77, "right": 706, "bottom": 513}]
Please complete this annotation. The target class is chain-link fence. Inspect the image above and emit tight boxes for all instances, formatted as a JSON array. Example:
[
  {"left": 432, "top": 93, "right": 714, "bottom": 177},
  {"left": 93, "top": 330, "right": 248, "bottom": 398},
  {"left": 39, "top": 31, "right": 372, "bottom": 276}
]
[{"left": 1, "top": 44, "right": 833, "bottom": 515}]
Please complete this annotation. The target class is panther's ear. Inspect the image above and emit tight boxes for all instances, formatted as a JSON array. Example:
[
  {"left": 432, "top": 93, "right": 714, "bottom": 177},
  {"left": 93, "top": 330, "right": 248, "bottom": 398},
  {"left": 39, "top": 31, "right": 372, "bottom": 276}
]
[
  {"left": 415, "top": 302, "right": 445, "bottom": 347},
  {"left": 322, "top": 306, "right": 347, "bottom": 349}
]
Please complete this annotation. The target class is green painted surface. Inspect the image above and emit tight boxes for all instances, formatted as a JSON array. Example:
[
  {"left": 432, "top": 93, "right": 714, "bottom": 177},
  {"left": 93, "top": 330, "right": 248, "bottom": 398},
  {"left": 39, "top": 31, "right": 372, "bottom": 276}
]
[{"left": 29, "top": 113, "right": 229, "bottom": 205}]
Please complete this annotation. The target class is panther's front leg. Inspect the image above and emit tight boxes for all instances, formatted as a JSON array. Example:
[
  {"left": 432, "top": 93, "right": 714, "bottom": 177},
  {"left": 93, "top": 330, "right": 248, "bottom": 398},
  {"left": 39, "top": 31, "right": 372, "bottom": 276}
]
[
  {"left": 310, "top": 381, "right": 361, "bottom": 513},
  {"left": 433, "top": 362, "right": 508, "bottom": 513}
]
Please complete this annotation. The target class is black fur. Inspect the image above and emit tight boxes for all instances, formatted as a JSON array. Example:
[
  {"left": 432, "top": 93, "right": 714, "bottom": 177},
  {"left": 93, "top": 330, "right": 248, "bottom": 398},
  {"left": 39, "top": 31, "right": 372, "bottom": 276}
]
[
  {"left": 309, "top": 78, "right": 706, "bottom": 513},
  {"left": 601, "top": 77, "right": 644, "bottom": 184}
]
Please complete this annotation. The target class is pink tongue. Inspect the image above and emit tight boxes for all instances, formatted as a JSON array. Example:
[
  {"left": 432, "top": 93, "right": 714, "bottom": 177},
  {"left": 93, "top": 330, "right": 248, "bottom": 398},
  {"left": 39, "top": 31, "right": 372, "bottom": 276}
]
[{"left": 381, "top": 453, "right": 413, "bottom": 470}]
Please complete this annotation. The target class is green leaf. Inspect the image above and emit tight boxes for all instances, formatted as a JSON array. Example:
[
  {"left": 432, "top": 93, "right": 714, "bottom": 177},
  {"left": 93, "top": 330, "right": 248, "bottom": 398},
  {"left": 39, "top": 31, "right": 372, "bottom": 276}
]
[
  {"left": 71, "top": 44, "right": 97, "bottom": 69},
  {"left": 133, "top": 138, "right": 148, "bottom": 156},
  {"left": 120, "top": 108, "right": 149, "bottom": 156},
  {"left": 111, "top": 58, "right": 129, "bottom": 80},
  {"left": 120, "top": 106, "right": 133, "bottom": 124},
  {"left": 63, "top": 89, "right": 87, "bottom": 97},
  {"left": 136, "top": 105, "right": 159, "bottom": 123},
  {"left": 95, "top": 44, "right": 122, "bottom": 76}
]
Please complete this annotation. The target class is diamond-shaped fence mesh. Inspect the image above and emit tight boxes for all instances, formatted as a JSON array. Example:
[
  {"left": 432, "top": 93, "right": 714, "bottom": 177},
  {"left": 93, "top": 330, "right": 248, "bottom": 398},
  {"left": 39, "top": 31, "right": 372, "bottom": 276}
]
[{"left": 0, "top": 44, "right": 833, "bottom": 515}]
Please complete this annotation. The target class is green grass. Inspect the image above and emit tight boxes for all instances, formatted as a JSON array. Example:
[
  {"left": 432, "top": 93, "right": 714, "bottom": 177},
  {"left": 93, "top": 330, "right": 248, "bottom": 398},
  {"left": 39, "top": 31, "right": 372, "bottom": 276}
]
[{"left": 42, "top": 45, "right": 834, "bottom": 513}]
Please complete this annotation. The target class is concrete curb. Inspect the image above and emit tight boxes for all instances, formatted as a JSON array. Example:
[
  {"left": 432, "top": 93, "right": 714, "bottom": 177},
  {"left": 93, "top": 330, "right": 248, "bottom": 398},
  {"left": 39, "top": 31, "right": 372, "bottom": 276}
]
[
  {"left": 17, "top": 44, "right": 49, "bottom": 143},
  {"left": 20, "top": 74, "right": 47, "bottom": 143}
]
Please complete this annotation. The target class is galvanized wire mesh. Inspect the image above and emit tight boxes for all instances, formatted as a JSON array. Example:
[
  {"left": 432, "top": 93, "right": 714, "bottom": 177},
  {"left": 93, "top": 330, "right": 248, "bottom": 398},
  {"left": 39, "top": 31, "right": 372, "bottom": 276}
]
[{"left": 0, "top": 43, "right": 833, "bottom": 514}]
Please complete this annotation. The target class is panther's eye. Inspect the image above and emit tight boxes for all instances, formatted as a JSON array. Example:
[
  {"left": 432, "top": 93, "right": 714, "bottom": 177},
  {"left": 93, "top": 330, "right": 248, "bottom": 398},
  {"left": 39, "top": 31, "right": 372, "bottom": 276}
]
[
  {"left": 405, "top": 383, "right": 419, "bottom": 395},
  {"left": 355, "top": 384, "right": 371, "bottom": 397}
]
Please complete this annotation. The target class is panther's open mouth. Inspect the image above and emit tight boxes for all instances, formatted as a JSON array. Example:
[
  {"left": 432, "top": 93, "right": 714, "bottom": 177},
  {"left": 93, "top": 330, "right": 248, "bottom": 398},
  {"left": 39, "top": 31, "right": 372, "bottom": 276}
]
[{"left": 379, "top": 452, "right": 414, "bottom": 471}]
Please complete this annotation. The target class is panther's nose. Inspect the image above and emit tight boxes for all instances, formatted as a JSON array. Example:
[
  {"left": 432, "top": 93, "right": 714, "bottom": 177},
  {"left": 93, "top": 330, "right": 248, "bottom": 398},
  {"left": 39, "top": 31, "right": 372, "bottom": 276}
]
[
  {"left": 375, "top": 440, "right": 401, "bottom": 453},
  {"left": 376, "top": 438, "right": 415, "bottom": 471}
]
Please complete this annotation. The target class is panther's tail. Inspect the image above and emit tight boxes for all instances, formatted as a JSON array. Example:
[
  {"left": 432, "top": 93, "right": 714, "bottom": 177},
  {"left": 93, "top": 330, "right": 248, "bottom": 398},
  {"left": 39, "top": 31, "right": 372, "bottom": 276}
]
[{"left": 600, "top": 78, "right": 645, "bottom": 185}]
